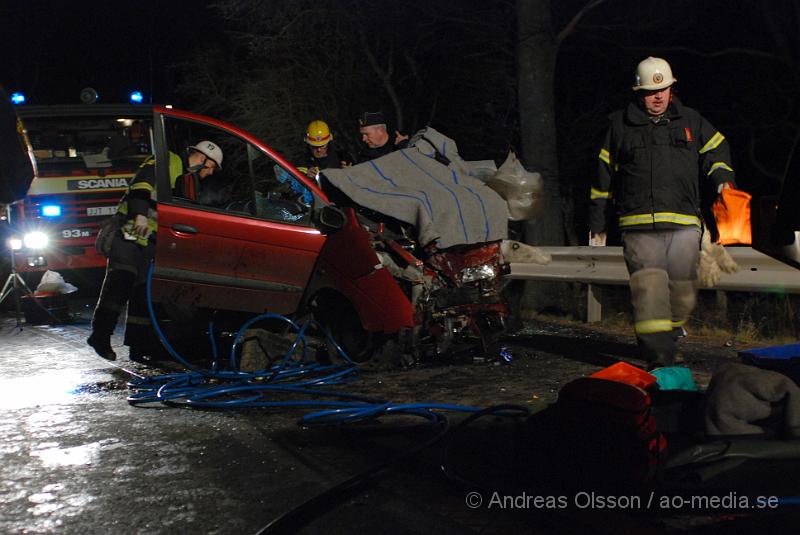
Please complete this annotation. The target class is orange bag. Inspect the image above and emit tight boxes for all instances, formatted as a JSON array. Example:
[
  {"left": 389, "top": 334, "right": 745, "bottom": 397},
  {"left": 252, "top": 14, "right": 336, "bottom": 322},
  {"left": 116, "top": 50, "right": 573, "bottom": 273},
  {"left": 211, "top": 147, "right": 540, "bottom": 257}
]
[
  {"left": 713, "top": 188, "right": 752, "bottom": 245},
  {"left": 591, "top": 361, "right": 657, "bottom": 390}
]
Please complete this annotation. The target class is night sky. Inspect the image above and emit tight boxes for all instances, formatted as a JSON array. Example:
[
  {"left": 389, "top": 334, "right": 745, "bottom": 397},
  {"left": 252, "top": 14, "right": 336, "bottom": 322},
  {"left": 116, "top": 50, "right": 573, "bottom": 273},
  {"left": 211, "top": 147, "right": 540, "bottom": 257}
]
[{"left": 1, "top": 0, "right": 217, "bottom": 105}]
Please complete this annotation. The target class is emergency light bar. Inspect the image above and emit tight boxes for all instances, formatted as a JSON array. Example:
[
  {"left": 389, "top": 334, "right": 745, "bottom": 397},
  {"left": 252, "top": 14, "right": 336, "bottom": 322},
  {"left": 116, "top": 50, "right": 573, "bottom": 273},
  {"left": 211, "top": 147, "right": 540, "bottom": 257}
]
[
  {"left": 10, "top": 92, "right": 25, "bottom": 105},
  {"left": 129, "top": 91, "right": 144, "bottom": 104},
  {"left": 41, "top": 205, "right": 61, "bottom": 217}
]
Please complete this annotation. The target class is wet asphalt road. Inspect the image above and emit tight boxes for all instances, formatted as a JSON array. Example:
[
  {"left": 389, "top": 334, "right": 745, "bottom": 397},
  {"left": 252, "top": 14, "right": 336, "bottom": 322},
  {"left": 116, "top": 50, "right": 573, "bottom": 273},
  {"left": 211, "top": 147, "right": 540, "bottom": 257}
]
[
  {"left": 1, "top": 302, "right": 798, "bottom": 534},
  {"left": 0, "top": 307, "right": 556, "bottom": 535}
]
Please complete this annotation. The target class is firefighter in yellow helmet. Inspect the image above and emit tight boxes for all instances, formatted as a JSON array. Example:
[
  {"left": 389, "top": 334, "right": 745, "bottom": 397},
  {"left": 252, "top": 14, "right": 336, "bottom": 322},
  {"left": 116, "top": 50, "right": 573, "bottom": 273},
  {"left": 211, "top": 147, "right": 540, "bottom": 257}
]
[
  {"left": 302, "top": 120, "right": 350, "bottom": 182},
  {"left": 589, "top": 57, "right": 736, "bottom": 369}
]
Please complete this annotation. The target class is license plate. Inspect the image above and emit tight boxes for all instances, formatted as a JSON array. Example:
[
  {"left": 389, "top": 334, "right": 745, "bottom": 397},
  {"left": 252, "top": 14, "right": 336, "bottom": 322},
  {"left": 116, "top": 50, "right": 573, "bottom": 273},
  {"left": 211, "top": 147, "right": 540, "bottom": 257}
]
[
  {"left": 62, "top": 228, "right": 92, "bottom": 239},
  {"left": 87, "top": 205, "right": 118, "bottom": 216}
]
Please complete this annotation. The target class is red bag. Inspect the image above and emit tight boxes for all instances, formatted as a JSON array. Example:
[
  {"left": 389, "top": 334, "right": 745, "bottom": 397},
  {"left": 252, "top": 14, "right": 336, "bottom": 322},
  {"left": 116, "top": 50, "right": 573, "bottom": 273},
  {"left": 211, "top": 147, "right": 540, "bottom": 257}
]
[{"left": 555, "top": 377, "right": 667, "bottom": 485}]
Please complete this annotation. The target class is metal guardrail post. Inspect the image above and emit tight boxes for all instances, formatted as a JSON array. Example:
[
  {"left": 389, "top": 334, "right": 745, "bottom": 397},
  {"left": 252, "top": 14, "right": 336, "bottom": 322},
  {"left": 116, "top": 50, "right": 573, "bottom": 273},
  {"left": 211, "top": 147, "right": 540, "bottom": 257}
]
[{"left": 587, "top": 284, "right": 602, "bottom": 323}]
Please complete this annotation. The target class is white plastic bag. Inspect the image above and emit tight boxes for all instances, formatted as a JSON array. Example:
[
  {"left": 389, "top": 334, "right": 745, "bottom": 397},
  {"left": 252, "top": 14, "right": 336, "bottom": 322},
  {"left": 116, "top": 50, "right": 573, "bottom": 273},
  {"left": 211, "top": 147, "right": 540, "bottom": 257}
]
[
  {"left": 486, "top": 151, "right": 544, "bottom": 220},
  {"left": 35, "top": 270, "right": 78, "bottom": 294}
]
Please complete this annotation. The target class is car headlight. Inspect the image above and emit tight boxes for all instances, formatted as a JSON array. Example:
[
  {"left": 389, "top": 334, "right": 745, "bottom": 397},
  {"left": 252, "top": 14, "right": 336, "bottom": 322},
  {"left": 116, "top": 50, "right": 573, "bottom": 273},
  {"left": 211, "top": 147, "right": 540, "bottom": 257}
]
[
  {"left": 23, "top": 231, "right": 49, "bottom": 250},
  {"left": 460, "top": 263, "right": 498, "bottom": 283}
]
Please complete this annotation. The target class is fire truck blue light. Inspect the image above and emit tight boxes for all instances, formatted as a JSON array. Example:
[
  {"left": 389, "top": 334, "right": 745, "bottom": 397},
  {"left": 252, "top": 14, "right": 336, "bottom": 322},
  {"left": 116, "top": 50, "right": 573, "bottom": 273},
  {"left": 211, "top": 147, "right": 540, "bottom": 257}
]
[
  {"left": 42, "top": 205, "right": 62, "bottom": 217},
  {"left": 11, "top": 92, "right": 26, "bottom": 105},
  {"left": 129, "top": 91, "right": 144, "bottom": 103}
]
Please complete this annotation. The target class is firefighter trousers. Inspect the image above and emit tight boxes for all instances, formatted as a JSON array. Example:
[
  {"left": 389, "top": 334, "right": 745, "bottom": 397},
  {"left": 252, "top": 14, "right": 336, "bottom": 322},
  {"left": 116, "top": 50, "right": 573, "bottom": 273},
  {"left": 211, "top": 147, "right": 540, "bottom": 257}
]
[
  {"left": 622, "top": 228, "right": 700, "bottom": 366},
  {"left": 91, "top": 233, "right": 156, "bottom": 350}
]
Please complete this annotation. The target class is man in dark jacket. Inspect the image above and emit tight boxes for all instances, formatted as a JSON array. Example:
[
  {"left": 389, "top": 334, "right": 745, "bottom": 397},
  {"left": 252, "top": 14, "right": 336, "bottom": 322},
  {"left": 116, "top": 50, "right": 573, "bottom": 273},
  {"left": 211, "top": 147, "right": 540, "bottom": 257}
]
[
  {"left": 357, "top": 110, "right": 409, "bottom": 161},
  {"left": 589, "top": 57, "right": 735, "bottom": 369}
]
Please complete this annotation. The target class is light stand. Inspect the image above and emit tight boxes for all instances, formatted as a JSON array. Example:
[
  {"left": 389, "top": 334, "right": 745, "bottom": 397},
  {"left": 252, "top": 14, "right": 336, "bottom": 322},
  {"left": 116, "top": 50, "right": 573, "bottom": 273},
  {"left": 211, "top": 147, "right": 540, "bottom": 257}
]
[
  {"left": 0, "top": 203, "right": 36, "bottom": 329},
  {"left": 0, "top": 246, "right": 33, "bottom": 330}
]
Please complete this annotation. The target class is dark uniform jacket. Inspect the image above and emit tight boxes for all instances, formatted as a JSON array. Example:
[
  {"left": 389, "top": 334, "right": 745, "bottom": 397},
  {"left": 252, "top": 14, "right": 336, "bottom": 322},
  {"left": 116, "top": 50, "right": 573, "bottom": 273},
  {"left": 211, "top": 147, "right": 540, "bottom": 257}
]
[
  {"left": 589, "top": 97, "right": 735, "bottom": 234},
  {"left": 360, "top": 136, "right": 409, "bottom": 162},
  {"left": 308, "top": 146, "right": 347, "bottom": 171}
]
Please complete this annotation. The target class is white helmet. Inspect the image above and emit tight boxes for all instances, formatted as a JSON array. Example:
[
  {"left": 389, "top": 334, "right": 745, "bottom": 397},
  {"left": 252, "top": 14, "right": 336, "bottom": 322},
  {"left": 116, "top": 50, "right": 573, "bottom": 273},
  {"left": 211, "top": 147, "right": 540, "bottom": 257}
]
[
  {"left": 189, "top": 140, "right": 223, "bottom": 169},
  {"left": 632, "top": 57, "right": 677, "bottom": 91}
]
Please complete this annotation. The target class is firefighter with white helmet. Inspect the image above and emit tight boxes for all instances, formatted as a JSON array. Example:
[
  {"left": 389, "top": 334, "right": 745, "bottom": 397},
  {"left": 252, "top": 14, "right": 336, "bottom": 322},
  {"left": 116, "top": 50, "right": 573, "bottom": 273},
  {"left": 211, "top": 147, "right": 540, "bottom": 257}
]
[
  {"left": 589, "top": 57, "right": 736, "bottom": 369},
  {"left": 88, "top": 141, "right": 223, "bottom": 363},
  {"left": 632, "top": 56, "right": 677, "bottom": 91}
]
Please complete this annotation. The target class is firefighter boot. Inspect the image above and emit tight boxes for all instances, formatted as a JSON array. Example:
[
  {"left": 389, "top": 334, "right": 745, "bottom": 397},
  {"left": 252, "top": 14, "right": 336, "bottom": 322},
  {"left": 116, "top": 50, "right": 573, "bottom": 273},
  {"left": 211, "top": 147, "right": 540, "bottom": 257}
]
[
  {"left": 124, "top": 283, "right": 163, "bottom": 363},
  {"left": 669, "top": 279, "right": 697, "bottom": 364},
  {"left": 87, "top": 308, "right": 119, "bottom": 361},
  {"left": 629, "top": 268, "right": 675, "bottom": 369}
]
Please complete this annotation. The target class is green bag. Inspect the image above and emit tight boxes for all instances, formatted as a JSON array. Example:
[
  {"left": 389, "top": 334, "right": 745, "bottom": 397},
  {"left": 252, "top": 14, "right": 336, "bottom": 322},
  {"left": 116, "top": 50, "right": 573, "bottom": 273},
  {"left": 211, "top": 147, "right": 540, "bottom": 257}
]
[{"left": 651, "top": 366, "right": 698, "bottom": 391}]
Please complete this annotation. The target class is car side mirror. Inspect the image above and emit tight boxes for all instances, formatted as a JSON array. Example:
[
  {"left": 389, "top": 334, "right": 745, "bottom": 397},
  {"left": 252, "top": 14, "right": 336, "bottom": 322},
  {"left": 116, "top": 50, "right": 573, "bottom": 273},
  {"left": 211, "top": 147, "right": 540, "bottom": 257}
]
[{"left": 317, "top": 204, "right": 346, "bottom": 232}]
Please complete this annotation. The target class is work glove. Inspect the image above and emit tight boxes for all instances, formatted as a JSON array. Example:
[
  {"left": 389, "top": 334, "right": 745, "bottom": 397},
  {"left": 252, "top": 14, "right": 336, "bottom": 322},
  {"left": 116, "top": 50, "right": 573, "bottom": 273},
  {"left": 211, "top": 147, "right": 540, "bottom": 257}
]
[
  {"left": 699, "top": 225, "right": 738, "bottom": 287},
  {"left": 589, "top": 231, "right": 607, "bottom": 247},
  {"left": 133, "top": 214, "right": 150, "bottom": 238}
]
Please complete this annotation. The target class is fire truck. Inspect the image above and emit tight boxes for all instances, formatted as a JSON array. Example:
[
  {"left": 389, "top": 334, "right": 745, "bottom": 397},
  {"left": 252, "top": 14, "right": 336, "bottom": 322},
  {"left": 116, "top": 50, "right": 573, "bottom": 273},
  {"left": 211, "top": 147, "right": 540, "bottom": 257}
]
[{"left": 8, "top": 103, "right": 153, "bottom": 286}]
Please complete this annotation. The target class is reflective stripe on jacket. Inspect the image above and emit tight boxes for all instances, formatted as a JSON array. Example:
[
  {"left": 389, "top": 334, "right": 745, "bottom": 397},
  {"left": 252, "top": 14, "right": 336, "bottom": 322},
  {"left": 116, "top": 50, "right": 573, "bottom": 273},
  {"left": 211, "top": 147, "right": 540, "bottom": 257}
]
[
  {"left": 116, "top": 152, "right": 183, "bottom": 246},
  {"left": 589, "top": 97, "right": 735, "bottom": 233}
]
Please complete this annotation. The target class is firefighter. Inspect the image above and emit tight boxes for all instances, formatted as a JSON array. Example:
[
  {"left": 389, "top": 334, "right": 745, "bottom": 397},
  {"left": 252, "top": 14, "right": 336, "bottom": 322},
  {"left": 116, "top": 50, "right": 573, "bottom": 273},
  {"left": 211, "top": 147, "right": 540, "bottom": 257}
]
[
  {"left": 303, "top": 119, "right": 350, "bottom": 182},
  {"left": 589, "top": 57, "right": 735, "bottom": 369},
  {"left": 357, "top": 110, "right": 409, "bottom": 161},
  {"left": 87, "top": 141, "right": 223, "bottom": 362}
]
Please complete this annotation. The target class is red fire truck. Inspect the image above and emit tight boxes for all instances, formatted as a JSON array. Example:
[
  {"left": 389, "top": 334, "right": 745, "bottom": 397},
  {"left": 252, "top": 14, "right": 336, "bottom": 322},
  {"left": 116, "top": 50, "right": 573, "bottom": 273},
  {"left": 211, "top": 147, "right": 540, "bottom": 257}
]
[{"left": 8, "top": 104, "right": 153, "bottom": 285}]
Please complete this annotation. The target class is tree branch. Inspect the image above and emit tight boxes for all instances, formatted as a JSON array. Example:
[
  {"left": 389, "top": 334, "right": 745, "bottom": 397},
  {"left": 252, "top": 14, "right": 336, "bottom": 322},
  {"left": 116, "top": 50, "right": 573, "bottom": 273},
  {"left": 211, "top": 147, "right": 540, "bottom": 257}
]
[
  {"left": 359, "top": 29, "right": 404, "bottom": 130},
  {"left": 557, "top": 0, "right": 609, "bottom": 43}
]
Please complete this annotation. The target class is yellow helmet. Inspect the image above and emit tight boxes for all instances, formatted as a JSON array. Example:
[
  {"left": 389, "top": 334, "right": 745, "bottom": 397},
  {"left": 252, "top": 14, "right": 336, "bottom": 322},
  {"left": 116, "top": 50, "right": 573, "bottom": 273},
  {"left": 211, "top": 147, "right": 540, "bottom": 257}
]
[
  {"left": 305, "top": 120, "right": 333, "bottom": 147},
  {"left": 632, "top": 57, "right": 677, "bottom": 91}
]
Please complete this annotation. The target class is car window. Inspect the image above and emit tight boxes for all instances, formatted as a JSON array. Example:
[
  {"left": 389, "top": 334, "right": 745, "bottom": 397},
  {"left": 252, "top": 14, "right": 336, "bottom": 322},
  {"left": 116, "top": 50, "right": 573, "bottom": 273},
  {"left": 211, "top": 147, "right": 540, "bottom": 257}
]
[{"left": 163, "top": 116, "right": 313, "bottom": 225}]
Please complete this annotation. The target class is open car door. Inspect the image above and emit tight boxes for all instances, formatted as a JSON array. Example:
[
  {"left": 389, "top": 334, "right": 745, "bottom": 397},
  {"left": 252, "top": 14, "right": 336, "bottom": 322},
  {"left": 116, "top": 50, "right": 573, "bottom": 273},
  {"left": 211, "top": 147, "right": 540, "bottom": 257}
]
[{"left": 149, "top": 107, "right": 329, "bottom": 314}]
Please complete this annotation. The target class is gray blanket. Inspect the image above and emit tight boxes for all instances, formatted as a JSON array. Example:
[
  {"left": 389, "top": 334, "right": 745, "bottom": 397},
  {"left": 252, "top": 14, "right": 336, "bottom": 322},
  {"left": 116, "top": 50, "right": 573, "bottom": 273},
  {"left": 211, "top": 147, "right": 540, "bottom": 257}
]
[
  {"left": 322, "top": 132, "right": 508, "bottom": 249},
  {"left": 704, "top": 362, "right": 800, "bottom": 437}
]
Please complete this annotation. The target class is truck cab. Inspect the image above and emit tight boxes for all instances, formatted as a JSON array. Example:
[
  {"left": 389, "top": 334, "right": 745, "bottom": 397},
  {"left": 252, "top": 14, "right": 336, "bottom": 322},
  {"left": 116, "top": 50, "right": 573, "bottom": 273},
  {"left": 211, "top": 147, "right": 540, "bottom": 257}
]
[{"left": 10, "top": 104, "right": 153, "bottom": 284}]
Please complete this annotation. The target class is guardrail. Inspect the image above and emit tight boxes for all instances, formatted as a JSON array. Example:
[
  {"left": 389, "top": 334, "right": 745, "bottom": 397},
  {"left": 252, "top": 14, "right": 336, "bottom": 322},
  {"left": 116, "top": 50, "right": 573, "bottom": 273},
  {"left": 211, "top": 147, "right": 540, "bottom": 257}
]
[{"left": 507, "top": 246, "right": 800, "bottom": 322}]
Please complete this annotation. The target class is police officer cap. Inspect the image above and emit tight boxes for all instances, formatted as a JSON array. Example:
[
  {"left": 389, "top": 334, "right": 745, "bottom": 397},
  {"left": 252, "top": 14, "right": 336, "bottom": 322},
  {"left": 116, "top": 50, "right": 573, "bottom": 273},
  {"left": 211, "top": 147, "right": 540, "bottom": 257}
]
[{"left": 358, "top": 111, "right": 386, "bottom": 127}]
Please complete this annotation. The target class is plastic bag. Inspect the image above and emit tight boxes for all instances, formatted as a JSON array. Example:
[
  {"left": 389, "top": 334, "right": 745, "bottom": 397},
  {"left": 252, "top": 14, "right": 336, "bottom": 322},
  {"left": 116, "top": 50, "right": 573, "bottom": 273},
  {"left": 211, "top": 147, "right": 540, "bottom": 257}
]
[
  {"left": 713, "top": 188, "right": 752, "bottom": 245},
  {"left": 486, "top": 151, "right": 544, "bottom": 220},
  {"left": 35, "top": 270, "right": 78, "bottom": 294}
]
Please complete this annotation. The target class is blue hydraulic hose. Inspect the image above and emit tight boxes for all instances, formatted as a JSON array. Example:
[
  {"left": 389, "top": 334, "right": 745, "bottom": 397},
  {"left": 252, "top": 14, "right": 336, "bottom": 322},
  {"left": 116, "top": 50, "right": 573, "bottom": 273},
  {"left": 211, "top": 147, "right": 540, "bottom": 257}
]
[
  {"left": 144, "top": 261, "right": 210, "bottom": 375},
  {"left": 208, "top": 320, "right": 219, "bottom": 373},
  {"left": 134, "top": 262, "right": 516, "bottom": 432},
  {"left": 228, "top": 312, "right": 303, "bottom": 372}
]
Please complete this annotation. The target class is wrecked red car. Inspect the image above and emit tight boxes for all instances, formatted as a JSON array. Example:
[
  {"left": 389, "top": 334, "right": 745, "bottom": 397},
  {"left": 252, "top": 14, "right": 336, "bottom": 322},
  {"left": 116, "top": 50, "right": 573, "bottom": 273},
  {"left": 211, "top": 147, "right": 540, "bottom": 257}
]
[{"left": 137, "top": 107, "right": 543, "bottom": 364}]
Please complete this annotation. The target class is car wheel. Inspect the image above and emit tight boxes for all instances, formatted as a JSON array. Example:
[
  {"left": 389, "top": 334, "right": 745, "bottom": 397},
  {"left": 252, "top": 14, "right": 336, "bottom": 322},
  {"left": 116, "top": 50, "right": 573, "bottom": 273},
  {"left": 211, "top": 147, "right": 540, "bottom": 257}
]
[{"left": 312, "top": 294, "right": 374, "bottom": 363}]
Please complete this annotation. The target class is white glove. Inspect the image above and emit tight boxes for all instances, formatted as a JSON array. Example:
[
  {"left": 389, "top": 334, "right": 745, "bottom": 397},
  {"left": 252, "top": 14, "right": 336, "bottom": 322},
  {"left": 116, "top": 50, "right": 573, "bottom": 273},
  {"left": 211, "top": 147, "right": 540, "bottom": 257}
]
[
  {"left": 699, "top": 225, "right": 738, "bottom": 287},
  {"left": 133, "top": 214, "right": 150, "bottom": 238},
  {"left": 589, "top": 231, "right": 607, "bottom": 247}
]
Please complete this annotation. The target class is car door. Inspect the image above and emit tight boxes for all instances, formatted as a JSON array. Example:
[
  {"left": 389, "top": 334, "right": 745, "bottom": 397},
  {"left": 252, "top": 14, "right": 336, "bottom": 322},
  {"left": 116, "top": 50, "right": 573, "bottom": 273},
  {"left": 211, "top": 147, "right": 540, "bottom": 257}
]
[{"left": 150, "top": 107, "right": 328, "bottom": 314}]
